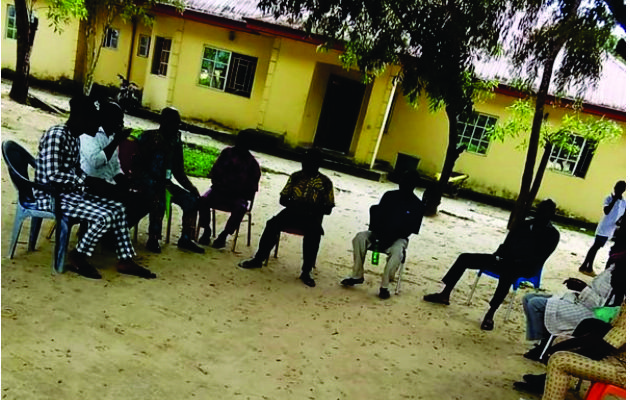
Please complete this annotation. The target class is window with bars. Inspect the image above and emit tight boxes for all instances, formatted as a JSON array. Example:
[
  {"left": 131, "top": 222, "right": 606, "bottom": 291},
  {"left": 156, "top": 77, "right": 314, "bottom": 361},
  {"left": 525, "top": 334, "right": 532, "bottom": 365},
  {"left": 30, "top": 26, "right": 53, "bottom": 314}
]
[
  {"left": 456, "top": 112, "right": 497, "bottom": 155},
  {"left": 137, "top": 35, "right": 150, "bottom": 57},
  {"left": 547, "top": 134, "right": 597, "bottom": 178},
  {"left": 6, "top": 4, "right": 17, "bottom": 40},
  {"left": 103, "top": 28, "right": 119, "bottom": 49},
  {"left": 151, "top": 37, "right": 171, "bottom": 76},
  {"left": 198, "top": 46, "right": 257, "bottom": 98}
]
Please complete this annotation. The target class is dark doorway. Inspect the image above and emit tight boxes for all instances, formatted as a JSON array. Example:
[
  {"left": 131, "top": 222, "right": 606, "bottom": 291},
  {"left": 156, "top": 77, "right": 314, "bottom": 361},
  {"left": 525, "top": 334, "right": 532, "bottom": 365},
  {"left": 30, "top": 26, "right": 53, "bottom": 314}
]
[{"left": 314, "top": 75, "right": 366, "bottom": 153}]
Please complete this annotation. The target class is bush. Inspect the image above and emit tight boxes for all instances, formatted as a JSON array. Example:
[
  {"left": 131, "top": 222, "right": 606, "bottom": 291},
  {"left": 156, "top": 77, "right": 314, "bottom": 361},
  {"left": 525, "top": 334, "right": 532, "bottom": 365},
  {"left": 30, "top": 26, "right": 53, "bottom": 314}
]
[{"left": 183, "top": 142, "right": 220, "bottom": 178}]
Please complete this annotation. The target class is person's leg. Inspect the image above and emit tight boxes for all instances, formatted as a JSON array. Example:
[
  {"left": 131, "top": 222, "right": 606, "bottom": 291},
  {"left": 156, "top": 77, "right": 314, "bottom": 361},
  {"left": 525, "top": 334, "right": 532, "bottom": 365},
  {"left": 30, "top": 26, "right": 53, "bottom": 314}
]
[
  {"left": 197, "top": 188, "right": 212, "bottom": 244},
  {"left": 424, "top": 253, "right": 496, "bottom": 305},
  {"left": 351, "top": 231, "right": 371, "bottom": 279},
  {"left": 580, "top": 235, "right": 608, "bottom": 274},
  {"left": 214, "top": 198, "right": 248, "bottom": 248},
  {"left": 522, "top": 293, "right": 551, "bottom": 341},
  {"left": 168, "top": 184, "right": 204, "bottom": 253},
  {"left": 543, "top": 352, "right": 625, "bottom": 400},
  {"left": 300, "top": 228, "right": 322, "bottom": 287},
  {"left": 146, "top": 186, "right": 166, "bottom": 252},
  {"left": 240, "top": 210, "right": 290, "bottom": 268},
  {"left": 381, "top": 238, "right": 408, "bottom": 289}
]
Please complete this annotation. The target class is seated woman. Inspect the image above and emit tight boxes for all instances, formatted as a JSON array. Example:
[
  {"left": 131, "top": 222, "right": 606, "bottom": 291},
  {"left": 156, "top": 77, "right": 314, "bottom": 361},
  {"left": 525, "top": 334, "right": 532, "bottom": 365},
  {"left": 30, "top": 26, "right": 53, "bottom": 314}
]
[{"left": 521, "top": 243, "right": 625, "bottom": 360}]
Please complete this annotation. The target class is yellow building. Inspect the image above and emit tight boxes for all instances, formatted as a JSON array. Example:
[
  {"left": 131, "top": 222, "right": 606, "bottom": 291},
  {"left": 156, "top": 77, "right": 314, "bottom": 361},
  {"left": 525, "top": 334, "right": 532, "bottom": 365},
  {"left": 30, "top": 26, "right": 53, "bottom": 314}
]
[{"left": 1, "top": 0, "right": 626, "bottom": 222}]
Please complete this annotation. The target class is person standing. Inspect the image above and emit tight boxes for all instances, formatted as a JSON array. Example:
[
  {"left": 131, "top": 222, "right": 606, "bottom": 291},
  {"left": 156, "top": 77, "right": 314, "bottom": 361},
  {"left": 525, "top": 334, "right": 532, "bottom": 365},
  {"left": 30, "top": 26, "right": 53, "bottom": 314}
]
[{"left": 579, "top": 181, "right": 625, "bottom": 276}]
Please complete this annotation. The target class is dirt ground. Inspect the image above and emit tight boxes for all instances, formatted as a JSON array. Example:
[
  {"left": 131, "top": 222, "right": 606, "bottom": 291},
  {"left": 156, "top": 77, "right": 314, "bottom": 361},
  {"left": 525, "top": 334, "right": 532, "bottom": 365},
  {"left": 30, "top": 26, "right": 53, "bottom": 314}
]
[{"left": 1, "top": 82, "right": 604, "bottom": 400}]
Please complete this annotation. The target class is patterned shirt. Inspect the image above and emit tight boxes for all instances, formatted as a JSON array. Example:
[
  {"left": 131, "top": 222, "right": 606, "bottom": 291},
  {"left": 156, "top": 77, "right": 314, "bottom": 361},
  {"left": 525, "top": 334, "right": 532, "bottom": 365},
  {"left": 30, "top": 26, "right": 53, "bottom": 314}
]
[
  {"left": 79, "top": 128, "right": 123, "bottom": 185},
  {"left": 210, "top": 146, "right": 261, "bottom": 199},
  {"left": 34, "top": 124, "right": 86, "bottom": 211},
  {"left": 280, "top": 170, "right": 335, "bottom": 210}
]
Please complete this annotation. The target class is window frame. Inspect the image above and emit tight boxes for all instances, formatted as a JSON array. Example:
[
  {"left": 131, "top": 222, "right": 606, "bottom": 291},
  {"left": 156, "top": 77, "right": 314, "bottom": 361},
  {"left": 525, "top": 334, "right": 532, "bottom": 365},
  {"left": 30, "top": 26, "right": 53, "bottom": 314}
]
[
  {"left": 6, "top": 4, "right": 17, "bottom": 40},
  {"left": 151, "top": 36, "right": 172, "bottom": 77},
  {"left": 197, "top": 45, "right": 258, "bottom": 98},
  {"left": 137, "top": 34, "right": 151, "bottom": 57},
  {"left": 456, "top": 111, "right": 497, "bottom": 156},
  {"left": 547, "top": 133, "right": 597, "bottom": 178},
  {"left": 103, "top": 27, "right": 119, "bottom": 49},
  {"left": 198, "top": 46, "right": 232, "bottom": 91}
]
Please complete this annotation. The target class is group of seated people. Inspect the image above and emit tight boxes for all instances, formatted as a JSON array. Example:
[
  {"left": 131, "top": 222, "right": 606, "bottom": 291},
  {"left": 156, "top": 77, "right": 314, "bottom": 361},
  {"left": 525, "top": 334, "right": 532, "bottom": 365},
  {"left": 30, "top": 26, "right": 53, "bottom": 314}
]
[{"left": 31, "top": 94, "right": 626, "bottom": 397}]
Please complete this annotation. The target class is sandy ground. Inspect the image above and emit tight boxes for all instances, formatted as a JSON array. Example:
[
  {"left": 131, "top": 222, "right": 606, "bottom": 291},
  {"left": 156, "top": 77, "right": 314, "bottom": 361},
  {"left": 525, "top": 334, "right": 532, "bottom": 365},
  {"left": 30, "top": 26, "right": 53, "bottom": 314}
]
[{"left": 0, "top": 83, "right": 605, "bottom": 400}]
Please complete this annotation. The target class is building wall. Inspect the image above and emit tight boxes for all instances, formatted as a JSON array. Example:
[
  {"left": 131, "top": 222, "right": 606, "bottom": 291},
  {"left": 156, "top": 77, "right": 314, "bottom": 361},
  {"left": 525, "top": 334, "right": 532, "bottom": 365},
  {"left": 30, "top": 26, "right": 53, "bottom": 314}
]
[
  {"left": 377, "top": 91, "right": 627, "bottom": 222},
  {"left": 1, "top": 0, "right": 79, "bottom": 81}
]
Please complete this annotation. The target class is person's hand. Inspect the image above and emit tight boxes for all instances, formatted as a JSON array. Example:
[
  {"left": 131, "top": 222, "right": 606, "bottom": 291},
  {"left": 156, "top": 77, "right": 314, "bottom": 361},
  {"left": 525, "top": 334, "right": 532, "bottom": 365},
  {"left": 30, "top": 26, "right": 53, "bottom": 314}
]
[
  {"left": 563, "top": 277, "right": 588, "bottom": 292},
  {"left": 114, "top": 127, "right": 132, "bottom": 143}
]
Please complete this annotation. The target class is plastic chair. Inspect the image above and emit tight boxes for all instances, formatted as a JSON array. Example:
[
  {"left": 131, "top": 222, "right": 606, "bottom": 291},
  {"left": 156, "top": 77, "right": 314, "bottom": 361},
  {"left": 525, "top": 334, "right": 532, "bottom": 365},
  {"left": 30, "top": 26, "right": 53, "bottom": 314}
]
[
  {"left": 208, "top": 196, "right": 254, "bottom": 252},
  {"left": 466, "top": 268, "right": 543, "bottom": 322},
  {"left": 2, "top": 140, "right": 77, "bottom": 274},
  {"left": 367, "top": 241, "right": 406, "bottom": 295},
  {"left": 584, "top": 382, "right": 626, "bottom": 400}
]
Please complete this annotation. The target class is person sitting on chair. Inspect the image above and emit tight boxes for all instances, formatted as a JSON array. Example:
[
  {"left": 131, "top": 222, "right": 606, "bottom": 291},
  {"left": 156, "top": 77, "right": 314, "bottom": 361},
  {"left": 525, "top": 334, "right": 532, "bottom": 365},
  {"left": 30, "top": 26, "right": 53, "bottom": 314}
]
[
  {"left": 521, "top": 232, "right": 625, "bottom": 361},
  {"left": 423, "top": 199, "right": 560, "bottom": 331},
  {"left": 341, "top": 170, "right": 424, "bottom": 299},
  {"left": 130, "top": 107, "right": 204, "bottom": 254},
  {"left": 198, "top": 131, "right": 261, "bottom": 249},
  {"left": 238, "top": 148, "right": 335, "bottom": 288},
  {"left": 79, "top": 101, "right": 131, "bottom": 202},
  {"left": 34, "top": 94, "right": 155, "bottom": 280}
]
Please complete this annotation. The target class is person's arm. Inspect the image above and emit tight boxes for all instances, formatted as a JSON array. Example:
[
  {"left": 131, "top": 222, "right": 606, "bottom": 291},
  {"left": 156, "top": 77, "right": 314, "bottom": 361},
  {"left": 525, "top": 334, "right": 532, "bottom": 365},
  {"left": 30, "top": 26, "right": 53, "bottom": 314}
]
[
  {"left": 102, "top": 128, "right": 131, "bottom": 161},
  {"left": 172, "top": 143, "right": 199, "bottom": 197},
  {"left": 279, "top": 175, "right": 295, "bottom": 207},
  {"left": 318, "top": 177, "right": 335, "bottom": 215},
  {"left": 80, "top": 133, "right": 108, "bottom": 170},
  {"left": 603, "top": 194, "right": 619, "bottom": 215},
  {"left": 247, "top": 158, "right": 261, "bottom": 200}
]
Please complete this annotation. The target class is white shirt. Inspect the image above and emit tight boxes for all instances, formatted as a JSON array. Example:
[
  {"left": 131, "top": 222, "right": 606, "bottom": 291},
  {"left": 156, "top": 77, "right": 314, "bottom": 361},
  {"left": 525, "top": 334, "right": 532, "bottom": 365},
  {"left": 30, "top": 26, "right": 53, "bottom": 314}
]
[
  {"left": 595, "top": 194, "right": 626, "bottom": 238},
  {"left": 79, "top": 128, "right": 123, "bottom": 185}
]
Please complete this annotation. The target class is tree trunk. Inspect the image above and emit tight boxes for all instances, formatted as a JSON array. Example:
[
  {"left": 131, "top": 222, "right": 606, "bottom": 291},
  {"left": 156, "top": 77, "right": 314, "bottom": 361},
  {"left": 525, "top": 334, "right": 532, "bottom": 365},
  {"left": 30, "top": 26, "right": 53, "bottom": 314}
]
[
  {"left": 507, "top": 0, "right": 582, "bottom": 229},
  {"left": 9, "top": 0, "right": 33, "bottom": 104},
  {"left": 524, "top": 141, "right": 552, "bottom": 213},
  {"left": 423, "top": 107, "right": 462, "bottom": 216}
]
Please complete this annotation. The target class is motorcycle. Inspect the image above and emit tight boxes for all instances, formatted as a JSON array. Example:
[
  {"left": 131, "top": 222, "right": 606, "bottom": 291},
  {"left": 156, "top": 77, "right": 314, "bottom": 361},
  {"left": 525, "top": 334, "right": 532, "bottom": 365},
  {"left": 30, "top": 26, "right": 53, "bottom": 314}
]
[{"left": 116, "top": 74, "right": 141, "bottom": 113}]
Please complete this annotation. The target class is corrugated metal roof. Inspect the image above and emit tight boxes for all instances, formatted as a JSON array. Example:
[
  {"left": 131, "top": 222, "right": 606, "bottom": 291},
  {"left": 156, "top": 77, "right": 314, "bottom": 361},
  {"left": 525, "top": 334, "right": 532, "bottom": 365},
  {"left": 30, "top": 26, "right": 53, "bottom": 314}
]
[{"left": 180, "top": 0, "right": 626, "bottom": 112}]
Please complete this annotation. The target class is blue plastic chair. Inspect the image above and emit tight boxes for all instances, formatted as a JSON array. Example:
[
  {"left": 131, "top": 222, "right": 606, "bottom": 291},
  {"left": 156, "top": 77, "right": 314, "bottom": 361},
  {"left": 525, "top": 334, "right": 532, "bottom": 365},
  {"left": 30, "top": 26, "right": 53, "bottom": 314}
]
[
  {"left": 466, "top": 268, "right": 543, "bottom": 322},
  {"left": 2, "top": 140, "right": 76, "bottom": 274}
]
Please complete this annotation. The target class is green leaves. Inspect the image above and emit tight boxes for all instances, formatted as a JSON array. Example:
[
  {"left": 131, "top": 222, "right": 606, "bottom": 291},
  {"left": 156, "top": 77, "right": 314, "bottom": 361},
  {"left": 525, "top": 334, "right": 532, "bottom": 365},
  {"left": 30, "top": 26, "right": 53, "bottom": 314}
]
[{"left": 490, "top": 98, "right": 622, "bottom": 156}]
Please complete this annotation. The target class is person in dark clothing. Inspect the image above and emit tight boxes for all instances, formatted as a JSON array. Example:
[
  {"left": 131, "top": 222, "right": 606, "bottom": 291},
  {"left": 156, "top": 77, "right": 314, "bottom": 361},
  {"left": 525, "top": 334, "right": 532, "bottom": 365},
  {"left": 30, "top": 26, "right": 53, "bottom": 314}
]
[
  {"left": 198, "top": 131, "right": 261, "bottom": 249},
  {"left": 424, "top": 199, "right": 560, "bottom": 331},
  {"left": 238, "top": 149, "right": 335, "bottom": 288},
  {"left": 341, "top": 170, "right": 424, "bottom": 299},
  {"left": 128, "top": 107, "right": 204, "bottom": 254}
]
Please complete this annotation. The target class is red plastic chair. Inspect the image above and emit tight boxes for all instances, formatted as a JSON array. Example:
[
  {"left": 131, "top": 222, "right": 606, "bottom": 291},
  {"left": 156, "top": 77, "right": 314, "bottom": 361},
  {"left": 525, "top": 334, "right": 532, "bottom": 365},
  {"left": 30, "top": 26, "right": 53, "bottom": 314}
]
[{"left": 584, "top": 382, "right": 625, "bottom": 400}]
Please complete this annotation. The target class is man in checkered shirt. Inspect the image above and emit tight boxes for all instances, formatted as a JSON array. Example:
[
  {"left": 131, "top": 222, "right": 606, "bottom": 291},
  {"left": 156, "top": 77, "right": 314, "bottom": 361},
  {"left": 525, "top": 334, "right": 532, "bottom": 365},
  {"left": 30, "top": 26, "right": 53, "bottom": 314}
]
[{"left": 34, "top": 95, "right": 156, "bottom": 280}]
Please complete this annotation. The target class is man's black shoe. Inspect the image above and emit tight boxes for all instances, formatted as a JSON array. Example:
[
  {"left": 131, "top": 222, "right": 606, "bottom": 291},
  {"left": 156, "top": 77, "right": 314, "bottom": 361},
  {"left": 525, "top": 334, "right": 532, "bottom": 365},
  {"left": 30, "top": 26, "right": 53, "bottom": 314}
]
[
  {"left": 146, "top": 238, "right": 162, "bottom": 254},
  {"left": 341, "top": 277, "right": 364, "bottom": 286},
  {"left": 177, "top": 238, "right": 205, "bottom": 254},
  {"left": 378, "top": 287, "right": 391, "bottom": 299},
  {"left": 198, "top": 233, "right": 211, "bottom": 246},
  {"left": 211, "top": 236, "right": 227, "bottom": 249},
  {"left": 239, "top": 259, "right": 263, "bottom": 269},
  {"left": 300, "top": 273, "right": 316, "bottom": 287}
]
